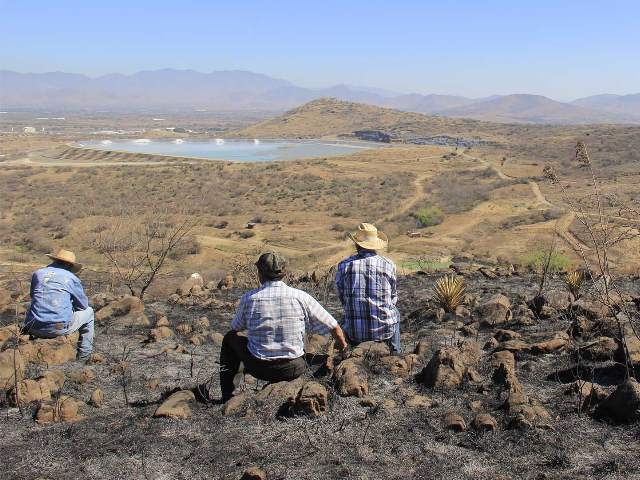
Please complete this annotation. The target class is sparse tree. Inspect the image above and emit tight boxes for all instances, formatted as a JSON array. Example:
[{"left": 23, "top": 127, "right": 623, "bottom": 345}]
[{"left": 94, "top": 214, "right": 198, "bottom": 300}]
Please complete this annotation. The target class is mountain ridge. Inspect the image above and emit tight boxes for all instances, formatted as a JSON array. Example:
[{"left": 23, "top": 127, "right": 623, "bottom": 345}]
[{"left": 1, "top": 69, "right": 639, "bottom": 124}]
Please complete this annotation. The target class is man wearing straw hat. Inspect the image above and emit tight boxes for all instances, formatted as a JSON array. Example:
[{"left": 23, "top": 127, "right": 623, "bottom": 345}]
[
  {"left": 336, "top": 223, "right": 401, "bottom": 353},
  {"left": 219, "top": 252, "right": 348, "bottom": 402},
  {"left": 23, "top": 249, "right": 94, "bottom": 360}
]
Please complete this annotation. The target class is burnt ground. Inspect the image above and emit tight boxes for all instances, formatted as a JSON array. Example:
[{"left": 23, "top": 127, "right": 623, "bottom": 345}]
[{"left": 1, "top": 269, "right": 640, "bottom": 480}]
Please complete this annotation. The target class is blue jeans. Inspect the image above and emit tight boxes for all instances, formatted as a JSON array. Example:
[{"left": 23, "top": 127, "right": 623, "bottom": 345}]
[
  {"left": 345, "top": 322, "right": 402, "bottom": 354},
  {"left": 25, "top": 307, "right": 95, "bottom": 358}
]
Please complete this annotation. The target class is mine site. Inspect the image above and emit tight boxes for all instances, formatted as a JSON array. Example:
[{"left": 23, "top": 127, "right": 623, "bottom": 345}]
[{"left": 1, "top": 2, "right": 640, "bottom": 480}]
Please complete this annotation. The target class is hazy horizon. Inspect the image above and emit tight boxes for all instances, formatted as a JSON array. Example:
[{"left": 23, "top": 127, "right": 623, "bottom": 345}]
[{"left": 3, "top": 0, "right": 639, "bottom": 100}]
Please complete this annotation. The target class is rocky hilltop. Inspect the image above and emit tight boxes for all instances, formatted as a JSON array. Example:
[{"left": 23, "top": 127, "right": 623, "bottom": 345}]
[{"left": 1, "top": 262, "right": 640, "bottom": 479}]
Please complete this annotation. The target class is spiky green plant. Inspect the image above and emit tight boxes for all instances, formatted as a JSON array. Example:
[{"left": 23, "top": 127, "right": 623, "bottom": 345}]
[
  {"left": 432, "top": 275, "right": 466, "bottom": 313},
  {"left": 565, "top": 270, "right": 584, "bottom": 299}
]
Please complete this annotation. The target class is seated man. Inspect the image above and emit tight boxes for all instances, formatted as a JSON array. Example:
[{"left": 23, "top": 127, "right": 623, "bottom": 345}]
[
  {"left": 23, "top": 249, "right": 94, "bottom": 360},
  {"left": 336, "top": 223, "right": 401, "bottom": 353},
  {"left": 220, "top": 252, "right": 348, "bottom": 402}
]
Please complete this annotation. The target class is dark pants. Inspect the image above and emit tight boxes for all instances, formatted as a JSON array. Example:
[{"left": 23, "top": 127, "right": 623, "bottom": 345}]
[{"left": 219, "top": 331, "right": 307, "bottom": 401}]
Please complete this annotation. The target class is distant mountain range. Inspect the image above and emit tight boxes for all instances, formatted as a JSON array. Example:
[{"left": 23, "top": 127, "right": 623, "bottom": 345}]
[{"left": 1, "top": 69, "right": 639, "bottom": 124}]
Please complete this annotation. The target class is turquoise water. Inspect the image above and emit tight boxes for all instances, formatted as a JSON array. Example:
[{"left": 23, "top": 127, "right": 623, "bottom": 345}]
[{"left": 77, "top": 139, "right": 384, "bottom": 162}]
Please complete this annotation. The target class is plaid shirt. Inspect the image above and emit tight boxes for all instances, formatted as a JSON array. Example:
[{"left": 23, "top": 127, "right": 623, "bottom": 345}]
[
  {"left": 231, "top": 281, "right": 338, "bottom": 360},
  {"left": 336, "top": 251, "right": 400, "bottom": 342}
]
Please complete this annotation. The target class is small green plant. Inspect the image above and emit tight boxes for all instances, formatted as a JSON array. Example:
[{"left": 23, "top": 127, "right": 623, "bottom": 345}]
[
  {"left": 522, "top": 251, "right": 571, "bottom": 273},
  {"left": 400, "top": 259, "right": 451, "bottom": 271},
  {"left": 565, "top": 270, "right": 584, "bottom": 299},
  {"left": 414, "top": 206, "right": 444, "bottom": 228},
  {"left": 432, "top": 275, "right": 466, "bottom": 313}
]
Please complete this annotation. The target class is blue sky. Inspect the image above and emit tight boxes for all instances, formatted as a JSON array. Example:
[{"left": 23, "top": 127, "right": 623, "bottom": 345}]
[{"left": 2, "top": 0, "right": 639, "bottom": 99}]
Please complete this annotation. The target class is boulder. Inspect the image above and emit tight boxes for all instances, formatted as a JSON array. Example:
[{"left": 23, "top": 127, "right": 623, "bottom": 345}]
[
  {"left": 10, "top": 378, "right": 52, "bottom": 406},
  {"left": 241, "top": 467, "right": 267, "bottom": 480},
  {"left": 223, "top": 392, "right": 250, "bottom": 417},
  {"left": 595, "top": 378, "right": 640, "bottom": 423},
  {"left": 405, "top": 394, "right": 433, "bottom": 409},
  {"left": 417, "top": 347, "right": 465, "bottom": 389},
  {"left": 89, "top": 292, "right": 116, "bottom": 311},
  {"left": 476, "top": 294, "right": 512, "bottom": 325},
  {"left": 0, "top": 324, "right": 20, "bottom": 348},
  {"left": 491, "top": 350, "right": 516, "bottom": 372},
  {"left": 67, "top": 367, "right": 95, "bottom": 385},
  {"left": 494, "top": 329, "right": 521, "bottom": 342},
  {"left": 18, "top": 333, "right": 78, "bottom": 365},
  {"left": 350, "top": 341, "right": 390, "bottom": 359},
  {"left": 334, "top": 358, "right": 368, "bottom": 397},
  {"left": 290, "top": 382, "right": 328, "bottom": 417},
  {"left": 578, "top": 336, "right": 618, "bottom": 361},
  {"left": 543, "top": 289, "right": 573, "bottom": 311},
  {"left": 148, "top": 326, "right": 174, "bottom": 342},
  {"left": 209, "top": 332, "right": 224, "bottom": 346},
  {"left": 565, "top": 381, "right": 608, "bottom": 411},
  {"left": 378, "top": 355, "right": 410, "bottom": 377},
  {"left": 528, "top": 333, "right": 569, "bottom": 354},
  {"left": 36, "top": 396, "right": 83, "bottom": 423},
  {"left": 571, "top": 297, "right": 610, "bottom": 320},
  {"left": 155, "top": 316, "right": 170, "bottom": 327},
  {"left": 473, "top": 413, "right": 498, "bottom": 431},
  {"left": 195, "top": 316, "right": 210, "bottom": 329},
  {"left": 217, "top": 275, "right": 235, "bottom": 290},
  {"left": 95, "top": 295, "right": 149, "bottom": 327},
  {"left": 443, "top": 412, "right": 466, "bottom": 432},
  {"left": 177, "top": 273, "right": 204, "bottom": 296},
  {"left": 413, "top": 339, "right": 430, "bottom": 357},
  {"left": 0, "top": 348, "right": 24, "bottom": 389},
  {"left": 0, "top": 289, "right": 11, "bottom": 308},
  {"left": 460, "top": 322, "right": 478, "bottom": 337},
  {"left": 90, "top": 388, "right": 104, "bottom": 407},
  {"left": 459, "top": 340, "right": 482, "bottom": 364},
  {"left": 154, "top": 390, "right": 196, "bottom": 419}
]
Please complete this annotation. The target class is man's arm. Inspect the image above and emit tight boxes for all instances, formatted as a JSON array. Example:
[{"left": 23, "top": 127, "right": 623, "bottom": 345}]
[
  {"left": 303, "top": 293, "right": 348, "bottom": 351},
  {"left": 330, "top": 325, "right": 349, "bottom": 353},
  {"left": 29, "top": 272, "right": 37, "bottom": 298},
  {"left": 389, "top": 262, "right": 398, "bottom": 306},
  {"left": 230, "top": 294, "right": 248, "bottom": 331},
  {"left": 335, "top": 263, "right": 346, "bottom": 306},
  {"left": 70, "top": 276, "right": 89, "bottom": 311}
]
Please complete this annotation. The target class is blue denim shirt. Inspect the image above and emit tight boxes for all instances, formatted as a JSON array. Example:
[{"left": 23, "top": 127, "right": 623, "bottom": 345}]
[{"left": 25, "top": 263, "right": 89, "bottom": 328}]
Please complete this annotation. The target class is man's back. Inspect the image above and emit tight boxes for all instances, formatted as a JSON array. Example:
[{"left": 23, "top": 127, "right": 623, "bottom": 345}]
[
  {"left": 231, "top": 280, "right": 337, "bottom": 360},
  {"left": 26, "top": 265, "right": 87, "bottom": 325},
  {"left": 336, "top": 251, "right": 399, "bottom": 342}
]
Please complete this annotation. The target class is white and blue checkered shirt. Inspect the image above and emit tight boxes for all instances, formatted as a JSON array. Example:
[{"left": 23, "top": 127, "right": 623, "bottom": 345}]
[
  {"left": 231, "top": 281, "right": 338, "bottom": 360},
  {"left": 336, "top": 251, "right": 400, "bottom": 343}
]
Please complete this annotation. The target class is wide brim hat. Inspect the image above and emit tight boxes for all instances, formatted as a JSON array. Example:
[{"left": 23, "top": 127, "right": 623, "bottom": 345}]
[
  {"left": 46, "top": 248, "right": 83, "bottom": 272},
  {"left": 348, "top": 223, "right": 388, "bottom": 251}
]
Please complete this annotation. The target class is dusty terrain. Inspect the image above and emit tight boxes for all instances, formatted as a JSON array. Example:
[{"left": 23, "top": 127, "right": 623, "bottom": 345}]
[
  {"left": 1, "top": 264, "right": 640, "bottom": 479},
  {"left": 1, "top": 99, "right": 640, "bottom": 479}
]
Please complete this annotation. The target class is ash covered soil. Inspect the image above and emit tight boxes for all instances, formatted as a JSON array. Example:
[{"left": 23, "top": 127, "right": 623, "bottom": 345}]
[{"left": 1, "top": 265, "right": 640, "bottom": 480}]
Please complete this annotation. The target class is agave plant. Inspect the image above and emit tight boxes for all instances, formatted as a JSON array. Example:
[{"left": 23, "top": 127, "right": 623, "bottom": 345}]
[
  {"left": 432, "top": 275, "right": 466, "bottom": 313},
  {"left": 565, "top": 270, "right": 584, "bottom": 299}
]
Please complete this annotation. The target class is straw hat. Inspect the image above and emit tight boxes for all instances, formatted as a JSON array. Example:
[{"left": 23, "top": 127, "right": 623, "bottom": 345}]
[
  {"left": 46, "top": 248, "right": 83, "bottom": 272},
  {"left": 348, "top": 223, "right": 388, "bottom": 251}
]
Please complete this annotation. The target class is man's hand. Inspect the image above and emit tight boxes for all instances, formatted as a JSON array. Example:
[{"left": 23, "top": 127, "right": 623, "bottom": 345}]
[{"left": 331, "top": 325, "right": 349, "bottom": 354}]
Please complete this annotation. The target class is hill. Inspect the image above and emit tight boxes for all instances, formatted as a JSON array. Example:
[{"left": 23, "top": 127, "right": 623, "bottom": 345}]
[
  {"left": 572, "top": 93, "right": 640, "bottom": 117},
  {"left": 438, "top": 94, "right": 637, "bottom": 124},
  {"left": 230, "top": 97, "right": 502, "bottom": 140}
]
